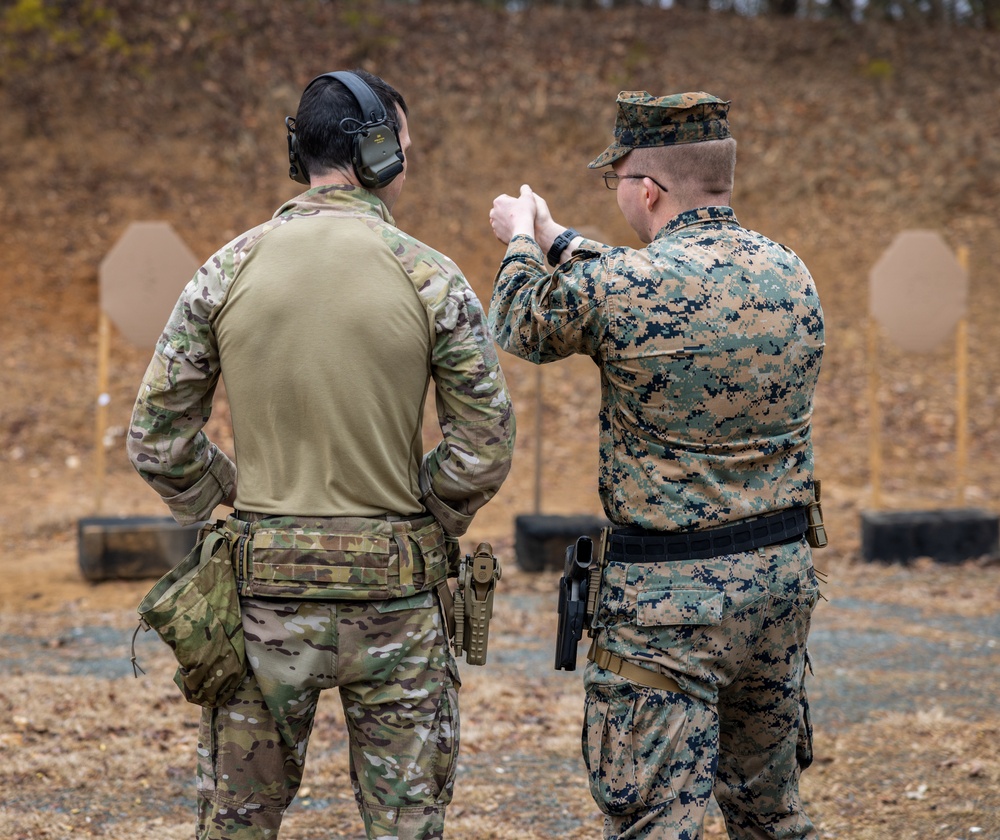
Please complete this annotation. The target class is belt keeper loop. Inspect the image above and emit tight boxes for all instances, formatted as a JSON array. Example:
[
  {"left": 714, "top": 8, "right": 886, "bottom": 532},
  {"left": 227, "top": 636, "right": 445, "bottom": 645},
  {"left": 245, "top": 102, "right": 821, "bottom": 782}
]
[{"left": 393, "top": 525, "right": 414, "bottom": 587}]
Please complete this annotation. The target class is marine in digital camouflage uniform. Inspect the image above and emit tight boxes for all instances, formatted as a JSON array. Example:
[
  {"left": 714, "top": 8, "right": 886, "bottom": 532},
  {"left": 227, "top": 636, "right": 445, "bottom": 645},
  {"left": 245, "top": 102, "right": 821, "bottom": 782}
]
[
  {"left": 128, "top": 69, "right": 514, "bottom": 840},
  {"left": 488, "top": 91, "right": 824, "bottom": 839}
]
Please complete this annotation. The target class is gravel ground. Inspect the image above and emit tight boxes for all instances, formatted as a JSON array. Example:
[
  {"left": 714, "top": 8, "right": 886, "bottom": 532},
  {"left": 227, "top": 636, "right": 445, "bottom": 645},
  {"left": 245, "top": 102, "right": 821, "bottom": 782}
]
[{"left": 1, "top": 553, "right": 997, "bottom": 839}]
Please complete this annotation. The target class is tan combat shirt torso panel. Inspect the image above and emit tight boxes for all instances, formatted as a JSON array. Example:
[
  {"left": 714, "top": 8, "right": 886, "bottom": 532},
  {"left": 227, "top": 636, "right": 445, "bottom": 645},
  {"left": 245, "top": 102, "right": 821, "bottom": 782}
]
[{"left": 214, "top": 214, "right": 431, "bottom": 517}]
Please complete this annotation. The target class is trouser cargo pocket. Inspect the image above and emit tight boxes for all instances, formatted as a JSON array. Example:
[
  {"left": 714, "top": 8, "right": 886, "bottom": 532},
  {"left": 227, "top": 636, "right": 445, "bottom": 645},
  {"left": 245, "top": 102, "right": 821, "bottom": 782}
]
[{"left": 583, "top": 682, "right": 682, "bottom": 817}]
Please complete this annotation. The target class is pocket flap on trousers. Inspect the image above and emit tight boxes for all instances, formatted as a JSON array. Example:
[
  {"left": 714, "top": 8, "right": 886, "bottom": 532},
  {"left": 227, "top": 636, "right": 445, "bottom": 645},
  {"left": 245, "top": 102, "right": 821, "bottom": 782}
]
[{"left": 636, "top": 588, "right": 724, "bottom": 627}]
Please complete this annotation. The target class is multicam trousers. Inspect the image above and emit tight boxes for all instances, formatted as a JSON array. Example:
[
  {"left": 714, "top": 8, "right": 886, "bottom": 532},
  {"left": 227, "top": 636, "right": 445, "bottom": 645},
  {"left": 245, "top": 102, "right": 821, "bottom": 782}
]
[
  {"left": 196, "top": 589, "right": 460, "bottom": 840},
  {"left": 584, "top": 538, "right": 821, "bottom": 840}
]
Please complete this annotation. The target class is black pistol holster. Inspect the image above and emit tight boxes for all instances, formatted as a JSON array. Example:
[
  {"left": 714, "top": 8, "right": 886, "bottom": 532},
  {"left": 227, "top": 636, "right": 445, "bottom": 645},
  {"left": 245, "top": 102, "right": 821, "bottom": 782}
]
[{"left": 555, "top": 528, "right": 608, "bottom": 671}]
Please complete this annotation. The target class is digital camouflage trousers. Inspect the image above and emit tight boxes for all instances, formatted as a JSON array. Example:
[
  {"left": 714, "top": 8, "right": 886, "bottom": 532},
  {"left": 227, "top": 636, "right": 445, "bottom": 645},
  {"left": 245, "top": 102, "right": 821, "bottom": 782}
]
[
  {"left": 584, "top": 539, "right": 821, "bottom": 840},
  {"left": 196, "top": 589, "right": 460, "bottom": 840}
]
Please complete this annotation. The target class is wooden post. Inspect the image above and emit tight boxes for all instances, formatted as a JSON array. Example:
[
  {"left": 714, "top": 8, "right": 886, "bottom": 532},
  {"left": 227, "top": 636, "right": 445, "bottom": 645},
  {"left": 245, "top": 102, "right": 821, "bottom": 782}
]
[
  {"left": 94, "top": 310, "right": 111, "bottom": 514},
  {"left": 867, "top": 318, "right": 882, "bottom": 509},
  {"left": 955, "top": 246, "right": 969, "bottom": 506},
  {"left": 533, "top": 366, "right": 543, "bottom": 514}
]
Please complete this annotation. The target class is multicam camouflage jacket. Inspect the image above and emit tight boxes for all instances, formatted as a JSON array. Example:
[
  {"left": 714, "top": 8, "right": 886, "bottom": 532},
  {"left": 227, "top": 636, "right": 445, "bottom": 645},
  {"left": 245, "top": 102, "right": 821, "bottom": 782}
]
[
  {"left": 489, "top": 206, "right": 824, "bottom": 532},
  {"left": 128, "top": 186, "right": 514, "bottom": 534}
]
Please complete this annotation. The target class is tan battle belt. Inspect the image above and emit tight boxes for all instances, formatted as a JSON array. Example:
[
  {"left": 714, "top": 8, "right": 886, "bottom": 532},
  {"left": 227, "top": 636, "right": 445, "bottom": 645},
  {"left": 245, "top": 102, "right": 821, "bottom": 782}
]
[
  {"left": 587, "top": 640, "right": 683, "bottom": 694},
  {"left": 223, "top": 511, "right": 445, "bottom": 600}
]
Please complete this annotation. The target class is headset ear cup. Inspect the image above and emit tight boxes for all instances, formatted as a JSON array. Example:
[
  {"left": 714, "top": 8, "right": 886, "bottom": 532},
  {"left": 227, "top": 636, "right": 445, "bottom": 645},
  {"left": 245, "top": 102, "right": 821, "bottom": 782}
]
[
  {"left": 288, "top": 135, "right": 307, "bottom": 183},
  {"left": 285, "top": 116, "right": 309, "bottom": 185},
  {"left": 353, "top": 125, "right": 403, "bottom": 189}
]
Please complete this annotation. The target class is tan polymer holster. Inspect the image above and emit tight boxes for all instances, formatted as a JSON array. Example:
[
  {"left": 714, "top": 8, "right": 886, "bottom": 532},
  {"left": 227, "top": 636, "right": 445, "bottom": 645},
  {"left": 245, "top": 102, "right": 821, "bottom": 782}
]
[{"left": 438, "top": 542, "right": 502, "bottom": 666}]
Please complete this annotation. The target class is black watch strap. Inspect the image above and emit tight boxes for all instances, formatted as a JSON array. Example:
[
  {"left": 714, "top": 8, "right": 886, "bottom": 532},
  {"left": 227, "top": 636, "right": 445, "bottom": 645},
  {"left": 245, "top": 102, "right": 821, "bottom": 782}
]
[{"left": 547, "top": 228, "right": 580, "bottom": 268}]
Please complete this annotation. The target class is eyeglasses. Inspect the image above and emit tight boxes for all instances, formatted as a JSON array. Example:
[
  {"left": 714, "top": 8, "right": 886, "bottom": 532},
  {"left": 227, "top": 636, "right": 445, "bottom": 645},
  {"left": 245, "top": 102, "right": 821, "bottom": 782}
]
[{"left": 602, "top": 172, "right": 668, "bottom": 192}]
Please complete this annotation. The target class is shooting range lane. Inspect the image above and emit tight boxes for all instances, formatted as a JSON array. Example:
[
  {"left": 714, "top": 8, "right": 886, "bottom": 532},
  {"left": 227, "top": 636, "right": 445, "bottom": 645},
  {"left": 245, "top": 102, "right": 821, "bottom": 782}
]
[
  {"left": 3, "top": 584, "right": 995, "bottom": 721},
  {"left": 1, "top": 559, "right": 997, "bottom": 837}
]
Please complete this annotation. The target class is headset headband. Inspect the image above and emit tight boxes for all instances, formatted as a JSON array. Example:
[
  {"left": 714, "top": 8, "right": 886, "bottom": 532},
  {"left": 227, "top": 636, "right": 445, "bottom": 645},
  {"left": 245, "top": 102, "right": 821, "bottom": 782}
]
[{"left": 309, "top": 71, "right": 389, "bottom": 128}]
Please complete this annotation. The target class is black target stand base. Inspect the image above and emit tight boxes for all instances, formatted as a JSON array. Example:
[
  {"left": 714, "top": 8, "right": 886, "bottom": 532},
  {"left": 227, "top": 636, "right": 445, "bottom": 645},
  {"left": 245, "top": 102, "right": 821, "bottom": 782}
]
[{"left": 860, "top": 508, "right": 999, "bottom": 565}]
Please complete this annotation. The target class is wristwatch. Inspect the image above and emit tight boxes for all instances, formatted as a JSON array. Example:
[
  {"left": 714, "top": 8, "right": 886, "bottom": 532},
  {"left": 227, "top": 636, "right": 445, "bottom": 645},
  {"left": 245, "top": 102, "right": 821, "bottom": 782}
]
[{"left": 547, "top": 227, "right": 580, "bottom": 268}]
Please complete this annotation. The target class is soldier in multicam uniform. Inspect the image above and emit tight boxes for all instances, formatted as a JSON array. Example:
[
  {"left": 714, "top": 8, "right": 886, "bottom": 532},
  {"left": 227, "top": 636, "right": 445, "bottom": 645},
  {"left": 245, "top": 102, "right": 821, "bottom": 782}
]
[
  {"left": 488, "top": 91, "right": 825, "bottom": 839},
  {"left": 128, "top": 69, "right": 515, "bottom": 840}
]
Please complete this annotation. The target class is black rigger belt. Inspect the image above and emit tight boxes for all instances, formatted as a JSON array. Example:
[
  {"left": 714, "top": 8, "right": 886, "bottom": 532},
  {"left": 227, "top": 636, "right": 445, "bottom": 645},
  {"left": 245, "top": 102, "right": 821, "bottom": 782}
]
[{"left": 608, "top": 506, "right": 808, "bottom": 563}]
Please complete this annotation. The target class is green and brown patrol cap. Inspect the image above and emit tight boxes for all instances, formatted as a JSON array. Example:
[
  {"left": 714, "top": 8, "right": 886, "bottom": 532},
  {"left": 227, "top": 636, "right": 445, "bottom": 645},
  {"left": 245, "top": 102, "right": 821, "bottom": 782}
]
[{"left": 588, "top": 91, "right": 731, "bottom": 169}]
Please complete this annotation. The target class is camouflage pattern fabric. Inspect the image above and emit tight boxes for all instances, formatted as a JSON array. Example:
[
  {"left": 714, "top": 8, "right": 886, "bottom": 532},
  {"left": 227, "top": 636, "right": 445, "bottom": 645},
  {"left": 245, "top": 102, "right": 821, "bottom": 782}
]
[
  {"left": 588, "top": 91, "right": 731, "bottom": 168},
  {"left": 489, "top": 204, "right": 824, "bottom": 837},
  {"left": 128, "top": 183, "right": 513, "bottom": 839},
  {"left": 489, "top": 207, "right": 824, "bottom": 533},
  {"left": 585, "top": 540, "right": 820, "bottom": 839},
  {"left": 128, "top": 185, "right": 514, "bottom": 532},
  {"left": 137, "top": 526, "right": 245, "bottom": 707},
  {"left": 197, "top": 591, "right": 459, "bottom": 840},
  {"left": 223, "top": 513, "right": 449, "bottom": 601}
]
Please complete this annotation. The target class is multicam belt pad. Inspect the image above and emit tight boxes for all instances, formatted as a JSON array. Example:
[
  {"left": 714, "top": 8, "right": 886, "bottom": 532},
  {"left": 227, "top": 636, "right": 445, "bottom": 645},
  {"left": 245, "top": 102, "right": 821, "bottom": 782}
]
[{"left": 225, "top": 514, "right": 450, "bottom": 600}]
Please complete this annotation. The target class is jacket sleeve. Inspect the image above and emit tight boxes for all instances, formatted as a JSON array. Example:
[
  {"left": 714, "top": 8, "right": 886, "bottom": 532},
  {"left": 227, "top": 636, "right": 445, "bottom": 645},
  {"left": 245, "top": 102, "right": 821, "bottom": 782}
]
[
  {"left": 488, "top": 233, "right": 611, "bottom": 363},
  {"left": 415, "top": 256, "right": 516, "bottom": 537},
  {"left": 126, "top": 258, "right": 237, "bottom": 526}
]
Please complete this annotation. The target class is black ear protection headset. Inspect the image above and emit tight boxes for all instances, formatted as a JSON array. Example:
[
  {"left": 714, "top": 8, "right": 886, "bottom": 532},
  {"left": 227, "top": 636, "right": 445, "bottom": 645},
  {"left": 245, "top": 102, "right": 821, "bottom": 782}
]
[{"left": 285, "top": 71, "right": 404, "bottom": 190}]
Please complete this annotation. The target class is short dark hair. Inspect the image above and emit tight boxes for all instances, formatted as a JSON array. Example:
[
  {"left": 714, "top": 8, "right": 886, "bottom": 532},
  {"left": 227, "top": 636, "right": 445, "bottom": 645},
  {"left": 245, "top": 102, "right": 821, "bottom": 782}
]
[
  {"left": 630, "top": 138, "right": 737, "bottom": 205},
  {"left": 293, "top": 69, "right": 407, "bottom": 178}
]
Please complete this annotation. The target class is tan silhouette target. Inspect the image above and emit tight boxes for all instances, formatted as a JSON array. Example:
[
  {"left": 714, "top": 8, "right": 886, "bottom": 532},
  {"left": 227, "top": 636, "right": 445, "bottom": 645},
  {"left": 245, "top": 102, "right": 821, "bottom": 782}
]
[
  {"left": 867, "top": 230, "right": 969, "bottom": 509},
  {"left": 94, "top": 222, "right": 199, "bottom": 511},
  {"left": 869, "top": 230, "right": 967, "bottom": 354}
]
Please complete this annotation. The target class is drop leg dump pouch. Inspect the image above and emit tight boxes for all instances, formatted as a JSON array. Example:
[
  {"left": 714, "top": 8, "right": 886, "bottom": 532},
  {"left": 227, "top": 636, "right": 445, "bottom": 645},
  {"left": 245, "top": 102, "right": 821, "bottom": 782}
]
[{"left": 134, "top": 523, "right": 245, "bottom": 708}]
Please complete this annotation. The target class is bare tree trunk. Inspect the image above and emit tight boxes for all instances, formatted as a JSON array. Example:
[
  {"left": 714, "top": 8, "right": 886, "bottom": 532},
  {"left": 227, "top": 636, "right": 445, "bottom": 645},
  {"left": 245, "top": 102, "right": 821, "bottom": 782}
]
[
  {"left": 975, "top": 0, "right": 1000, "bottom": 27},
  {"left": 827, "top": 0, "right": 854, "bottom": 19}
]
